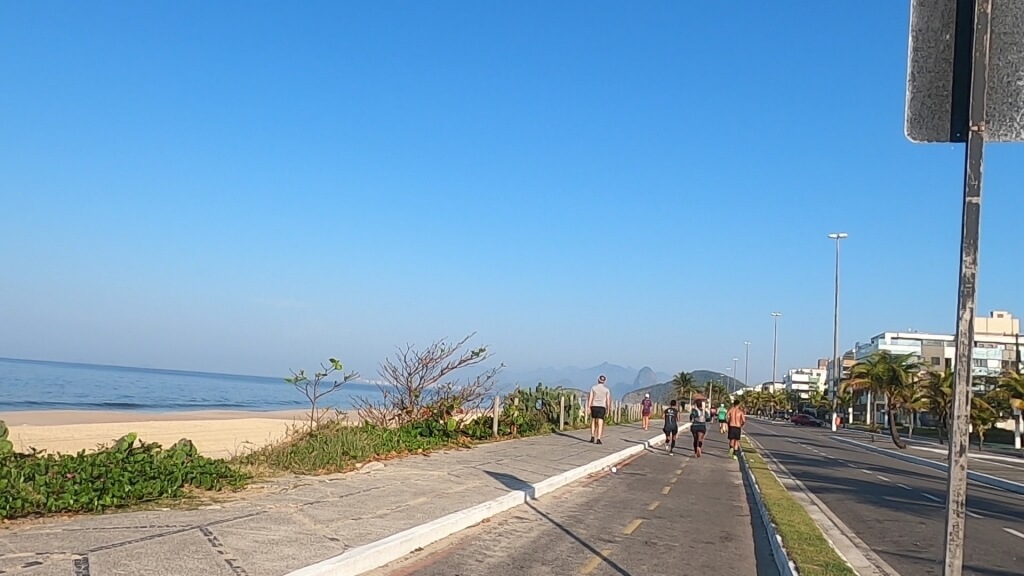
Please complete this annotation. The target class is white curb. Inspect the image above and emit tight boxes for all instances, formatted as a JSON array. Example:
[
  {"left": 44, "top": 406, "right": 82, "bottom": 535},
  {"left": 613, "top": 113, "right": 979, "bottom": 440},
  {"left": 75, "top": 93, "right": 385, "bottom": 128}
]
[
  {"left": 285, "top": 425, "right": 688, "bottom": 576},
  {"left": 833, "top": 436, "right": 1024, "bottom": 496},
  {"left": 738, "top": 446, "right": 799, "bottom": 576}
]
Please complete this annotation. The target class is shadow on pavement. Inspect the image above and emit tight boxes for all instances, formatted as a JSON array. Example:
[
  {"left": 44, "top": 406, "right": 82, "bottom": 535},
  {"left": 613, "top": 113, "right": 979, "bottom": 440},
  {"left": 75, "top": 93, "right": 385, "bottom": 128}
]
[
  {"left": 483, "top": 470, "right": 633, "bottom": 575},
  {"left": 553, "top": 431, "right": 592, "bottom": 443},
  {"left": 484, "top": 470, "right": 537, "bottom": 499}
]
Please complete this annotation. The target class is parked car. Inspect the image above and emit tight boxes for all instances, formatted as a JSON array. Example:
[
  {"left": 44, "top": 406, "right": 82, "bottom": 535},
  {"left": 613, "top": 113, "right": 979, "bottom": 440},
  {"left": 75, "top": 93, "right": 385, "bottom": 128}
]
[{"left": 791, "top": 414, "right": 824, "bottom": 427}]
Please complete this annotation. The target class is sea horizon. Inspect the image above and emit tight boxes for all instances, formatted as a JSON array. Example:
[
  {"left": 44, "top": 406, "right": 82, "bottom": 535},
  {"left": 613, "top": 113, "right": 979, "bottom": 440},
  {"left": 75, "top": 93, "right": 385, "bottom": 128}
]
[{"left": 0, "top": 356, "right": 388, "bottom": 413}]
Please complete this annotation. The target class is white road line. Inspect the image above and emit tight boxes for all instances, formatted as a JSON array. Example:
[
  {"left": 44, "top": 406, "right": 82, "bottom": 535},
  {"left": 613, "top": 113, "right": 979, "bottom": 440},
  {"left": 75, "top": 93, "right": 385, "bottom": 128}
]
[
  {"left": 876, "top": 475, "right": 891, "bottom": 482},
  {"left": 897, "top": 483, "right": 912, "bottom": 490},
  {"left": 861, "top": 469, "right": 874, "bottom": 475},
  {"left": 922, "top": 493, "right": 943, "bottom": 503},
  {"left": 966, "top": 510, "right": 984, "bottom": 519},
  {"left": 1004, "top": 527, "right": 1024, "bottom": 539}
]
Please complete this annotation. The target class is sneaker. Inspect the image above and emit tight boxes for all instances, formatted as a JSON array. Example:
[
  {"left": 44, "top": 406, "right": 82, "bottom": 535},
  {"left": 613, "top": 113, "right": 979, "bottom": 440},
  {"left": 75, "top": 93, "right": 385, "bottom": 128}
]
[
  {"left": 596, "top": 439, "right": 603, "bottom": 445},
  {"left": 731, "top": 454, "right": 738, "bottom": 460},
  {"left": 590, "top": 437, "right": 595, "bottom": 443}
]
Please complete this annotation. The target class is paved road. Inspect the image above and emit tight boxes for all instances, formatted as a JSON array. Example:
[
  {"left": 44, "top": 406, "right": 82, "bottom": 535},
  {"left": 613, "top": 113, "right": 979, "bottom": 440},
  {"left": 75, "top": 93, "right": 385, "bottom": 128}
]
[
  {"left": 829, "top": 425, "right": 1024, "bottom": 486},
  {"left": 369, "top": 433, "right": 780, "bottom": 576},
  {"left": 747, "top": 419, "right": 1024, "bottom": 576}
]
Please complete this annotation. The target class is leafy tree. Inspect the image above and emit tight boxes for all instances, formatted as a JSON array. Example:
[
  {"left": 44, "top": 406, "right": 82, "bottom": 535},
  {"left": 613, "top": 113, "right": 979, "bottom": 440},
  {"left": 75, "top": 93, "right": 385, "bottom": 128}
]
[{"left": 846, "top": 351, "right": 922, "bottom": 449}]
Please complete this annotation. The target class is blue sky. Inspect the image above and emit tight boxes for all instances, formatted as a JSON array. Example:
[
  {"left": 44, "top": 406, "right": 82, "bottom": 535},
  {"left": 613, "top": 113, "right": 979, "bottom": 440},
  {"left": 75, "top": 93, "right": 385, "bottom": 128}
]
[{"left": 1, "top": 2, "right": 1022, "bottom": 384}]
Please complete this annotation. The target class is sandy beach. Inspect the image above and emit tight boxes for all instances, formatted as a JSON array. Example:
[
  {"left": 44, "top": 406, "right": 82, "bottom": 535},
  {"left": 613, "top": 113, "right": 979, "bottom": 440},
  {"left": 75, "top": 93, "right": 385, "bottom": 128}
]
[{"left": 0, "top": 409, "right": 332, "bottom": 459}]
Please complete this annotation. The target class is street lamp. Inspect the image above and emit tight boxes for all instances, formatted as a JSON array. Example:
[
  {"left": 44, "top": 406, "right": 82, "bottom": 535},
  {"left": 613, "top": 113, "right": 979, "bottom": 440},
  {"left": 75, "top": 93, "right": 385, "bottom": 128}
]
[
  {"left": 828, "top": 232, "right": 848, "bottom": 432},
  {"left": 732, "top": 357, "right": 739, "bottom": 391},
  {"left": 744, "top": 341, "right": 751, "bottom": 388},
  {"left": 771, "top": 312, "right": 782, "bottom": 390}
]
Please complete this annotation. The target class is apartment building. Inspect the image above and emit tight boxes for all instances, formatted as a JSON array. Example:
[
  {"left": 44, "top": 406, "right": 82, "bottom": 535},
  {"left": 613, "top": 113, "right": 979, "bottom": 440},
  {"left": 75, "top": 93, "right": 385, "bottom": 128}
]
[
  {"left": 853, "top": 310, "right": 1021, "bottom": 376},
  {"left": 782, "top": 366, "right": 827, "bottom": 400},
  {"left": 848, "top": 310, "right": 1022, "bottom": 424}
]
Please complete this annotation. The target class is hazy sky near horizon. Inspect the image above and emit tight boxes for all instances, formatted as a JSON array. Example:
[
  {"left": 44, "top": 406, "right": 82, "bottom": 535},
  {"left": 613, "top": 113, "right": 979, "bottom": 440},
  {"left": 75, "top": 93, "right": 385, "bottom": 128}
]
[{"left": 2, "top": 2, "right": 1023, "bottom": 383}]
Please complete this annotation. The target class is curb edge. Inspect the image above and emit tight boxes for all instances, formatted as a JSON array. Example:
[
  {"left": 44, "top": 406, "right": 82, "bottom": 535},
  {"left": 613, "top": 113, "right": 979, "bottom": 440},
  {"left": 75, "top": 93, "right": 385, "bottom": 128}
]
[{"left": 285, "top": 426, "right": 687, "bottom": 576}]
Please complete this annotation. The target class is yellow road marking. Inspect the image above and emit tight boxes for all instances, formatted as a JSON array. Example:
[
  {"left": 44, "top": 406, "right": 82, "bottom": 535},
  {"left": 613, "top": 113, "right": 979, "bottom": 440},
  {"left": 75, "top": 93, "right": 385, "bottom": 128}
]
[
  {"left": 623, "top": 518, "right": 644, "bottom": 535},
  {"left": 648, "top": 500, "right": 660, "bottom": 511},
  {"left": 661, "top": 486, "right": 671, "bottom": 495},
  {"left": 580, "top": 549, "right": 613, "bottom": 574},
  {"left": 670, "top": 477, "right": 678, "bottom": 484},
  {"left": 676, "top": 469, "right": 683, "bottom": 475}
]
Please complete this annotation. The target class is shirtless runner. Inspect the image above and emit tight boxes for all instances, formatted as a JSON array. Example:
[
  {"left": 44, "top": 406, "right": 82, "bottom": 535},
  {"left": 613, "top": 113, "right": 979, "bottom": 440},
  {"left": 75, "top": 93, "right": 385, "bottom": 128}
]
[{"left": 726, "top": 399, "right": 746, "bottom": 459}]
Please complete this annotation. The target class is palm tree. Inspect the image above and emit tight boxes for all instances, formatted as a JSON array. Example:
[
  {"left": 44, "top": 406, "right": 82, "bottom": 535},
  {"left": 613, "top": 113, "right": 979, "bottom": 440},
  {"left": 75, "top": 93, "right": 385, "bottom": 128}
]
[
  {"left": 971, "top": 395, "right": 998, "bottom": 450},
  {"left": 998, "top": 370, "right": 1024, "bottom": 414},
  {"left": 671, "top": 371, "right": 696, "bottom": 403},
  {"left": 846, "top": 351, "right": 922, "bottom": 449},
  {"left": 741, "top": 390, "right": 766, "bottom": 416},
  {"left": 836, "top": 381, "right": 854, "bottom": 424},
  {"left": 710, "top": 381, "right": 730, "bottom": 406},
  {"left": 920, "top": 369, "right": 953, "bottom": 444},
  {"left": 806, "top": 389, "right": 831, "bottom": 418}
]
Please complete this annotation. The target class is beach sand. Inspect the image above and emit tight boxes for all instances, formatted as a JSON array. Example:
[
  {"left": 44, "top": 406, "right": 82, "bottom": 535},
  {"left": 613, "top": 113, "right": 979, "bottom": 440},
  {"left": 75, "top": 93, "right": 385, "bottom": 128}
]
[{"left": 0, "top": 409, "right": 342, "bottom": 460}]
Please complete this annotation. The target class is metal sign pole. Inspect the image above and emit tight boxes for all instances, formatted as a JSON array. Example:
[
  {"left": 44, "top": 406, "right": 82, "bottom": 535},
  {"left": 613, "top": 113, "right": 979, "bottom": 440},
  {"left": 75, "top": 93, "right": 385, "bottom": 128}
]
[{"left": 944, "top": 1, "right": 993, "bottom": 574}]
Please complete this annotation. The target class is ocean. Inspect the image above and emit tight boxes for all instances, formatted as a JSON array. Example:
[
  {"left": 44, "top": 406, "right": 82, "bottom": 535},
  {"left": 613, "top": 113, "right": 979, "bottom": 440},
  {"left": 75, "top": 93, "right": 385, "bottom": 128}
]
[{"left": 0, "top": 357, "right": 385, "bottom": 412}]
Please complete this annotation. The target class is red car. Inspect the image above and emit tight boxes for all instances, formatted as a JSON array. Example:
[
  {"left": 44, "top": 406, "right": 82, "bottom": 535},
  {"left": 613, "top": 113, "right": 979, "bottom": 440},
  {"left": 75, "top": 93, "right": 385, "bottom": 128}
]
[{"left": 791, "top": 414, "right": 824, "bottom": 427}]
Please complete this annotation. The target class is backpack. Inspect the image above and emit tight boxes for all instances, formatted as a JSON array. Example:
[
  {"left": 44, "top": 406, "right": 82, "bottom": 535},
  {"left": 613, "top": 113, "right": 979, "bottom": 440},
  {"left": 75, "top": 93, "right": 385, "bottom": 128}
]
[{"left": 691, "top": 408, "right": 708, "bottom": 424}]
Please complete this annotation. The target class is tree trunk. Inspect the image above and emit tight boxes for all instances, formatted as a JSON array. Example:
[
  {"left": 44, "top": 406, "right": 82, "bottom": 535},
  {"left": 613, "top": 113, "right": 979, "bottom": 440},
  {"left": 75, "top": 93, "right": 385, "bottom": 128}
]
[
  {"left": 887, "top": 406, "right": 906, "bottom": 449},
  {"left": 908, "top": 410, "right": 915, "bottom": 438},
  {"left": 978, "top": 430, "right": 985, "bottom": 451}
]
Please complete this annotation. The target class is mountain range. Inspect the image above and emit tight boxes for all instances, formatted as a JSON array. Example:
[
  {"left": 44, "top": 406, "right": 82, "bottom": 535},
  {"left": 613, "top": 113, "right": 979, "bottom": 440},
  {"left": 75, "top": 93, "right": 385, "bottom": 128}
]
[{"left": 621, "top": 370, "right": 746, "bottom": 404}]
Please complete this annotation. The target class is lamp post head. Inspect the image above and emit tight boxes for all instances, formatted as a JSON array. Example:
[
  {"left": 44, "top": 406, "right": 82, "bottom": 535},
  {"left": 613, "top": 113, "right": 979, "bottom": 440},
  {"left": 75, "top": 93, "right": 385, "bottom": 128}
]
[
  {"left": 771, "top": 312, "right": 782, "bottom": 318},
  {"left": 828, "top": 233, "right": 849, "bottom": 240}
]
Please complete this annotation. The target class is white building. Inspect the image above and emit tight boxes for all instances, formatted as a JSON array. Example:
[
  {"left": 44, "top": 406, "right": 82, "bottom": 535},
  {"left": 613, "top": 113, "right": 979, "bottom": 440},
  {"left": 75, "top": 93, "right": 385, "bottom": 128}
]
[
  {"left": 782, "top": 367, "right": 826, "bottom": 400},
  {"left": 851, "top": 310, "right": 1022, "bottom": 423},
  {"left": 854, "top": 310, "right": 1021, "bottom": 378}
]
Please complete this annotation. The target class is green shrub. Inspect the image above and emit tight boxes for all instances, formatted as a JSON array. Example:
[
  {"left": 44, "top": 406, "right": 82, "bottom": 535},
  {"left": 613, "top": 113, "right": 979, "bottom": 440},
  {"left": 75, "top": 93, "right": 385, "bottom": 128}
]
[
  {"left": 0, "top": 429, "right": 248, "bottom": 521},
  {"left": 0, "top": 421, "right": 13, "bottom": 456},
  {"left": 238, "top": 422, "right": 461, "bottom": 475}
]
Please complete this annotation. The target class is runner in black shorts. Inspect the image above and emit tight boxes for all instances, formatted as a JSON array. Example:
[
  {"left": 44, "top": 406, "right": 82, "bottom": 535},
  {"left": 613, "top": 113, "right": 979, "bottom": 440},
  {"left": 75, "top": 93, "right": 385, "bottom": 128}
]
[
  {"left": 663, "top": 400, "right": 679, "bottom": 455},
  {"left": 689, "top": 399, "right": 710, "bottom": 457}
]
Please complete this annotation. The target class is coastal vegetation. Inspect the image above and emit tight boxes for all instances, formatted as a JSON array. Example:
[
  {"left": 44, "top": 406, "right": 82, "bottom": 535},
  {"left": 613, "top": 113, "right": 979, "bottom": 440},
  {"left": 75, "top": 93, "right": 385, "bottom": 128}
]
[
  {"left": 0, "top": 335, "right": 641, "bottom": 519},
  {"left": 0, "top": 426, "right": 247, "bottom": 521}
]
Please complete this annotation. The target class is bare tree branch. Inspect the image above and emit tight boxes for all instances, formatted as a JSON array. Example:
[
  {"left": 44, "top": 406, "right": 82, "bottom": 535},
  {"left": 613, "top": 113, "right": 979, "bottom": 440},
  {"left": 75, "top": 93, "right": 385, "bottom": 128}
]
[{"left": 356, "top": 333, "right": 502, "bottom": 428}]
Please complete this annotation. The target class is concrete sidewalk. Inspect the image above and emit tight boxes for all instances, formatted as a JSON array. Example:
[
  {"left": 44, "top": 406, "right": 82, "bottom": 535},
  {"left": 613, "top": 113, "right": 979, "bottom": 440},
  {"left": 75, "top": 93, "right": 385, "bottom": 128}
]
[{"left": 1, "top": 424, "right": 663, "bottom": 576}]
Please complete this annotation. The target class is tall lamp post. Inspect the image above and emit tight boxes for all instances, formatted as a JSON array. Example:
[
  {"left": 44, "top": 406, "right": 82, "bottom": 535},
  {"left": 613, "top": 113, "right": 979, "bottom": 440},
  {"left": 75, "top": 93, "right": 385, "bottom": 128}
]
[
  {"left": 732, "top": 357, "right": 739, "bottom": 393},
  {"left": 743, "top": 341, "right": 751, "bottom": 389},
  {"left": 828, "top": 233, "right": 848, "bottom": 432},
  {"left": 771, "top": 312, "right": 782, "bottom": 389}
]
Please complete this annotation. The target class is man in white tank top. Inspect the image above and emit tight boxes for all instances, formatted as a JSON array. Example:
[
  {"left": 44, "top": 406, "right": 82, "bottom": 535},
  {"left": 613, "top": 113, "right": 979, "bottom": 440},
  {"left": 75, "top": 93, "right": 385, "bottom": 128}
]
[{"left": 588, "top": 374, "right": 612, "bottom": 444}]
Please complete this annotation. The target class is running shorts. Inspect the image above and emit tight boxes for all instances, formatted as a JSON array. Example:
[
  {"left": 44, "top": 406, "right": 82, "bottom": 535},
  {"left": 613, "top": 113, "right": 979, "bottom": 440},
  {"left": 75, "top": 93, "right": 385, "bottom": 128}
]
[
  {"left": 728, "top": 426, "right": 742, "bottom": 441},
  {"left": 590, "top": 406, "right": 607, "bottom": 420}
]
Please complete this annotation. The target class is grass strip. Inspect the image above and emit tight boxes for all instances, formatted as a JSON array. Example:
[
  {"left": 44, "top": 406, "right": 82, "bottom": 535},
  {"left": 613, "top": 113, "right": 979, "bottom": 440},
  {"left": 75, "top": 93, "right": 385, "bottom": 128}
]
[{"left": 742, "top": 439, "right": 857, "bottom": 576}]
